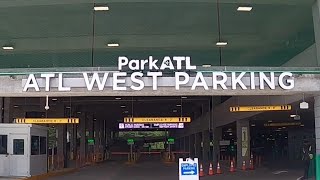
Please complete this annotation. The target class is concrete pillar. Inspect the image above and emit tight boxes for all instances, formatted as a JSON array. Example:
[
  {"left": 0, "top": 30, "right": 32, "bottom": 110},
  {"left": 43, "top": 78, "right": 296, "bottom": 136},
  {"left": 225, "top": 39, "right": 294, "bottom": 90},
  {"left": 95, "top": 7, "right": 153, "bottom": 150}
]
[
  {"left": 3, "top": 97, "right": 11, "bottom": 123},
  {"left": 213, "top": 127, "right": 222, "bottom": 164},
  {"left": 202, "top": 130, "right": 210, "bottom": 162},
  {"left": 189, "top": 134, "right": 195, "bottom": 158},
  {"left": 79, "top": 113, "right": 86, "bottom": 165},
  {"left": 313, "top": 0, "right": 320, "bottom": 65},
  {"left": 314, "top": 96, "right": 320, "bottom": 180},
  {"left": 236, "top": 119, "right": 250, "bottom": 169},
  {"left": 57, "top": 124, "right": 67, "bottom": 168}
]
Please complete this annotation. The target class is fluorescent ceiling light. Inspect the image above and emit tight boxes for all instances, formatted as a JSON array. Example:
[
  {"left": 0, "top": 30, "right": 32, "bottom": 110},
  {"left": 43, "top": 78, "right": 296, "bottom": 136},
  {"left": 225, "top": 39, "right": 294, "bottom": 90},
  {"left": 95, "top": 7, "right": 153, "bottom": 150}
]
[
  {"left": 66, "top": 106, "right": 71, "bottom": 109},
  {"left": 52, "top": 98, "right": 58, "bottom": 101},
  {"left": 202, "top": 64, "right": 212, "bottom": 68},
  {"left": 237, "top": 6, "right": 253, "bottom": 12},
  {"left": 181, "top": 97, "right": 187, "bottom": 99},
  {"left": 173, "top": 109, "right": 177, "bottom": 112},
  {"left": 2, "top": 46, "right": 14, "bottom": 50},
  {"left": 94, "top": 6, "right": 109, "bottom": 11},
  {"left": 121, "top": 105, "right": 126, "bottom": 108},
  {"left": 115, "top": 97, "right": 122, "bottom": 100},
  {"left": 13, "top": 105, "right": 19, "bottom": 108},
  {"left": 77, "top": 111, "right": 81, "bottom": 114},
  {"left": 290, "top": 114, "right": 297, "bottom": 118},
  {"left": 176, "top": 104, "right": 181, "bottom": 107},
  {"left": 216, "top": 42, "right": 228, "bottom": 46},
  {"left": 107, "top": 43, "right": 120, "bottom": 47}
]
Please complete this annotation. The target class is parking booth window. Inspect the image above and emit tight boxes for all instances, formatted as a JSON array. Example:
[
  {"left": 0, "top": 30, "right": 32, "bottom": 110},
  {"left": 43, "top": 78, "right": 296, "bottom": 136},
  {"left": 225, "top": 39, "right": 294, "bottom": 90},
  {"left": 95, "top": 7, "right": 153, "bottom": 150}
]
[
  {"left": 31, "top": 136, "right": 40, "bottom": 155},
  {"left": 0, "top": 135, "right": 7, "bottom": 154},
  {"left": 13, "top": 139, "right": 24, "bottom": 155},
  {"left": 40, "top": 137, "right": 47, "bottom": 154}
]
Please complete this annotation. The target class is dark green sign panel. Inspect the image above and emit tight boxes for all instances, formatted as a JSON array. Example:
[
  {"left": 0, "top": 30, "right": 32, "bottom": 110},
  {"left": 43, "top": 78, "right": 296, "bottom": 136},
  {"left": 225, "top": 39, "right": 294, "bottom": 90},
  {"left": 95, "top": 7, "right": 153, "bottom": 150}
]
[
  {"left": 127, "top": 139, "right": 134, "bottom": 145},
  {"left": 88, "top": 139, "right": 95, "bottom": 145},
  {"left": 167, "top": 138, "right": 175, "bottom": 144}
]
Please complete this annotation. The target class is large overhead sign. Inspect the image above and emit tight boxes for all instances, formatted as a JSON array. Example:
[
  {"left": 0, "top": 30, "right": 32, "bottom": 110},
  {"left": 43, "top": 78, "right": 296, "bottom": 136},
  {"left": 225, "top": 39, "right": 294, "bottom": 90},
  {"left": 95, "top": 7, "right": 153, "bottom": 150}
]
[
  {"left": 230, "top": 105, "right": 291, "bottom": 112},
  {"left": 119, "top": 123, "right": 184, "bottom": 129},
  {"left": 22, "top": 56, "right": 295, "bottom": 92},
  {"left": 15, "top": 118, "right": 79, "bottom": 124},
  {"left": 123, "top": 117, "right": 191, "bottom": 123}
]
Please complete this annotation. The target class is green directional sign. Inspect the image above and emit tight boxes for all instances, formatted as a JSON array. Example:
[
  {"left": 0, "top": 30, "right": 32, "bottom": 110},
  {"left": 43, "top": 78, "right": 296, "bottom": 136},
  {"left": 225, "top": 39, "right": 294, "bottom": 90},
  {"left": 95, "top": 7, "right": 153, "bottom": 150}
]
[
  {"left": 167, "top": 138, "right": 175, "bottom": 144},
  {"left": 127, "top": 139, "right": 134, "bottom": 145},
  {"left": 88, "top": 139, "right": 95, "bottom": 145}
]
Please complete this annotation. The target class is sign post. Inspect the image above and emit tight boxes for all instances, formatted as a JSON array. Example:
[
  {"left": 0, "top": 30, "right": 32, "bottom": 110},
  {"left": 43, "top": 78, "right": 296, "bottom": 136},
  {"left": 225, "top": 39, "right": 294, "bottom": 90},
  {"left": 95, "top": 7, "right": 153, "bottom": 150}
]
[
  {"left": 179, "top": 158, "right": 199, "bottom": 180},
  {"left": 127, "top": 139, "right": 135, "bottom": 162}
]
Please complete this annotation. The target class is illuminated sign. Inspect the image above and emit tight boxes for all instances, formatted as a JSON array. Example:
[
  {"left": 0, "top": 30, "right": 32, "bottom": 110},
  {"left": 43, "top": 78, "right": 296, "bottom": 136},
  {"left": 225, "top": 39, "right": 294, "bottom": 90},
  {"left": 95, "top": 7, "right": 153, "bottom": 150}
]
[
  {"left": 22, "top": 56, "right": 295, "bottom": 92},
  {"left": 119, "top": 123, "right": 184, "bottom": 129},
  {"left": 15, "top": 118, "right": 79, "bottom": 124},
  {"left": 264, "top": 122, "right": 301, "bottom": 127},
  {"left": 123, "top": 117, "right": 191, "bottom": 123},
  {"left": 230, "top": 105, "right": 291, "bottom": 112},
  {"left": 127, "top": 139, "right": 134, "bottom": 145}
]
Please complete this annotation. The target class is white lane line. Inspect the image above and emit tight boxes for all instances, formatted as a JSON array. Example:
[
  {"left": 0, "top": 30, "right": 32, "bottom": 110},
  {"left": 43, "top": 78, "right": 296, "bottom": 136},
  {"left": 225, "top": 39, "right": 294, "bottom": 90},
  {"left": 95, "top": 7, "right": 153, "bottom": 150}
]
[
  {"left": 296, "top": 176, "right": 304, "bottom": 180},
  {"left": 272, "top": 170, "right": 288, "bottom": 175}
]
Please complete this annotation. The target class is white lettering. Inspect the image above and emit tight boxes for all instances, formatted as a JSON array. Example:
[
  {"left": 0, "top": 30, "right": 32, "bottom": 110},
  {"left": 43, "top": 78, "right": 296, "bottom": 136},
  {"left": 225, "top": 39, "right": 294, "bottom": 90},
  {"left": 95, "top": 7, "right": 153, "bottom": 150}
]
[
  {"left": 129, "top": 60, "right": 140, "bottom": 70},
  {"left": 113, "top": 72, "right": 127, "bottom": 91},
  {"left": 175, "top": 72, "right": 190, "bottom": 90},
  {"left": 173, "top": 56, "right": 185, "bottom": 70},
  {"left": 131, "top": 72, "right": 144, "bottom": 91},
  {"left": 279, "top": 72, "right": 294, "bottom": 90},
  {"left": 259, "top": 72, "right": 275, "bottom": 89},
  {"left": 212, "top": 72, "right": 227, "bottom": 90},
  {"left": 231, "top": 72, "right": 247, "bottom": 90},
  {"left": 58, "top": 73, "right": 71, "bottom": 91},
  {"left": 140, "top": 59, "right": 148, "bottom": 70},
  {"left": 191, "top": 72, "right": 208, "bottom": 90},
  {"left": 160, "top": 56, "right": 174, "bottom": 70},
  {"left": 83, "top": 72, "right": 109, "bottom": 91},
  {"left": 23, "top": 74, "right": 40, "bottom": 92},
  {"left": 250, "top": 72, "right": 255, "bottom": 90},
  {"left": 147, "top": 72, "right": 162, "bottom": 90},
  {"left": 118, "top": 56, "right": 129, "bottom": 70},
  {"left": 185, "top": 56, "right": 196, "bottom": 70},
  {"left": 41, "top": 73, "right": 55, "bottom": 91},
  {"left": 149, "top": 56, "right": 159, "bottom": 70}
]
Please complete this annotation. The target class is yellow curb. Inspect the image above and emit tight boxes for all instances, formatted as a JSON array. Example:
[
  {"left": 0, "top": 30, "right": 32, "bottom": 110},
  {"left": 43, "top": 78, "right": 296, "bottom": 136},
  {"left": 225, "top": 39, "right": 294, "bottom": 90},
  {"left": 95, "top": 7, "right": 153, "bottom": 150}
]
[{"left": 23, "top": 168, "right": 78, "bottom": 180}]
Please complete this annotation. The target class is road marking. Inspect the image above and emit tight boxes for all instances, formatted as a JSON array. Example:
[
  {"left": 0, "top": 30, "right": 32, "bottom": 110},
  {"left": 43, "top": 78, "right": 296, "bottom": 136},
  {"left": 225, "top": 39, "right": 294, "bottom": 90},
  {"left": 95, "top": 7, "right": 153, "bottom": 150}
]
[
  {"left": 272, "top": 170, "right": 288, "bottom": 175},
  {"left": 296, "top": 176, "right": 304, "bottom": 180}
]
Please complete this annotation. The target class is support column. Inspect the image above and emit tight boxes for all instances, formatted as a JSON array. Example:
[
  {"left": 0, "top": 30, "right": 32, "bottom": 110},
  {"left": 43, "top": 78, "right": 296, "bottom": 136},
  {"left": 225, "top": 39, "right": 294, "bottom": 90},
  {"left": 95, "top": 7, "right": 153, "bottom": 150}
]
[
  {"left": 236, "top": 119, "right": 250, "bottom": 169},
  {"left": 79, "top": 113, "right": 86, "bottom": 166},
  {"left": 3, "top": 97, "right": 12, "bottom": 123},
  {"left": 213, "top": 127, "right": 222, "bottom": 164},
  {"left": 202, "top": 130, "right": 210, "bottom": 162},
  {"left": 57, "top": 125, "right": 67, "bottom": 169},
  {"left": 195, "top": 133, "right": 201, "bottom": 158},
  {"left": 314, "top": 96, "right": 320, "bottom": 180},
  {"left": 189, "top": 134, "right": 195, "bottom": 158}
]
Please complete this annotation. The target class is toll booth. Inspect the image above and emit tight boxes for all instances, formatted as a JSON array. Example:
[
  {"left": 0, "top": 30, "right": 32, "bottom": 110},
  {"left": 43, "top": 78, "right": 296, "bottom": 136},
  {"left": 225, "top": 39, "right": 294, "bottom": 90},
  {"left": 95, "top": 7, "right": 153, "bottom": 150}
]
[{"left": 0, "top": 124, "right": 48, "bottom": 177}]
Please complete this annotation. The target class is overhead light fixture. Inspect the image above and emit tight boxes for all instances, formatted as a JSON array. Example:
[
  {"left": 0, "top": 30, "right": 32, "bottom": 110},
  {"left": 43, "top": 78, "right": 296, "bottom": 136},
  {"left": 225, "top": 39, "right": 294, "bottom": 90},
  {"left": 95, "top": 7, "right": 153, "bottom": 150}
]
[
  {"left": 52, "top": 98, "right": 57, "bottom": 101},
  {"left": 216, "top": 42, "right": 228, "bottom": 46},
  {"left": 202, "top": 64, "right": 212, "bottom": 68},
  {"left": 181, "top": 97, "right": 187, "bottom": 99},
  {"left": 115, "top": 97, "right": 122, "bottom": 100},
  {"left": 251, "top": 124, "right": 256, "bottom": 127},
  {"left": 268, "top": 120, "right": 273, "bottom": 123},
  {"left": 66, "top": 106, "right": 71, "bottom": 109},
  {"left": 173, "top": 109, "right": 177, "bottom": 113},
  {"left": 107, "top": 43, "right": 120, "bottom": 47},
  {"left": 94, "top": 6, "right": 109, "bottom": 11},
  {"left": 2, "top": 46, "right": 14, "bottom": 50},
  {"left": 121, "top": 105, "right": 126, "bottom": 108},
  {"left": 300, "top": 124, "right": 305, "bottom": 127},
  {"left": 13, "top": 105, "right": 19, "bottom": 108},
  {"left": 123, "top": 111, "right": 129, "bottom": 114},
  {"left": 77, "top": 111, "right": 81, "bottom": 114},
  {"left": 237, "top": 6, "right": 253, "bottom": 12},
  {"left": 176, "top": 104, "right": 181, "bottom": 107}
]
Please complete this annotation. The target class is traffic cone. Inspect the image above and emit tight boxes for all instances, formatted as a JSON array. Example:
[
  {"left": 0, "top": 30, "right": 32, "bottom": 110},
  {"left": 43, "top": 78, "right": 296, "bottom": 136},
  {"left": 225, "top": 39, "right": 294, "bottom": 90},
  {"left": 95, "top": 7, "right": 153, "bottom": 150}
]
[
  {"left": 199, "top": 163, "right": 205, "bottom": 177},
  {"left": 208, "top": 162, "right": 214, "bottom": 176},
  {"left": 229, "top": 160, "right": 236, "bottom": 172},
  {"left": 216, "top": 162, "right": 222, "bottom": 174},
  {"left": 249, "top": 159, "right": 254, "bottom": 170},
  {"left": 242, "top": 161, "right": 246, "bottom": 171}
]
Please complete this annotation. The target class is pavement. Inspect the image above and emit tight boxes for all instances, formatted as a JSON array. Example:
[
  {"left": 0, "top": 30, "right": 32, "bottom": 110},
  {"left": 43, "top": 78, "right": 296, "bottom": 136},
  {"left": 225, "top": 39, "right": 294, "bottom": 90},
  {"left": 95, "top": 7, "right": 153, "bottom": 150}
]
[{"left": 45, "top": 160, "right": 315, "bottom": 180}]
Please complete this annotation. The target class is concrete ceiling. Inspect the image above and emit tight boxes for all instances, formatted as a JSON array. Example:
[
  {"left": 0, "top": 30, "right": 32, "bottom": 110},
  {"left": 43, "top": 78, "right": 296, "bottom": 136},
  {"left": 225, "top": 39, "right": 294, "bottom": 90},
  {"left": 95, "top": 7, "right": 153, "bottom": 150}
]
[{"left": 0, "top": 0, "right": 315, "bottom": 68}]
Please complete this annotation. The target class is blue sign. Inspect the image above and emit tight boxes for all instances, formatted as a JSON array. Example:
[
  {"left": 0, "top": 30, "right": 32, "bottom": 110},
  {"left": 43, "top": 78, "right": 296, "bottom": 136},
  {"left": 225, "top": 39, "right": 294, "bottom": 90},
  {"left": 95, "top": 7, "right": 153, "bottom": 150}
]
[{"left": 181, "top": 163, "right": 198, "bottom": 176}]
